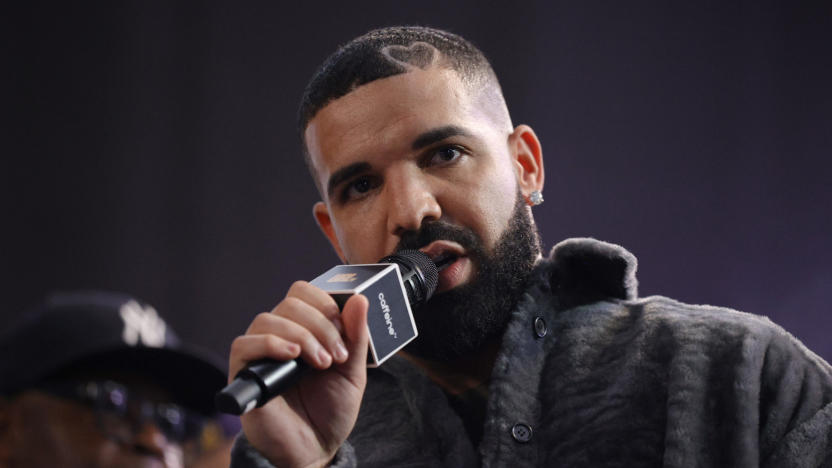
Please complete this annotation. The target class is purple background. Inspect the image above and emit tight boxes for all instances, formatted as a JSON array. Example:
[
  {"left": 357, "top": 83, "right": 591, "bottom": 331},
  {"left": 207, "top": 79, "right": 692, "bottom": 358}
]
[{"left": 4, "top": 1, "right": 831, "bottom": 364}]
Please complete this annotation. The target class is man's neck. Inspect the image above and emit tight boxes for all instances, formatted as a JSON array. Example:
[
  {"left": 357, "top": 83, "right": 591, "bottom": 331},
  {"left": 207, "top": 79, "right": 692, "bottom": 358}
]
[{"left": 401, "top": 339, "right": 501, "bottom": 396}]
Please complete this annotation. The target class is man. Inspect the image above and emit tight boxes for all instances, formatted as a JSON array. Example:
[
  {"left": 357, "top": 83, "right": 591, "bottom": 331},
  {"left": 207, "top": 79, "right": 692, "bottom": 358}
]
[
  {"left": 229, "top": 26, "right": 832, "bottom": 467},
  {"left": 0, "top": 291, "right": 229, "bottom": 467}
]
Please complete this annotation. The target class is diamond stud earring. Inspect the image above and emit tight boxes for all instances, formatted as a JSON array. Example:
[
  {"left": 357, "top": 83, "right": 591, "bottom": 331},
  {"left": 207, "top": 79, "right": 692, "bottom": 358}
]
[{"left": 525, "top": 190, "right": 544, "bottom": 206}]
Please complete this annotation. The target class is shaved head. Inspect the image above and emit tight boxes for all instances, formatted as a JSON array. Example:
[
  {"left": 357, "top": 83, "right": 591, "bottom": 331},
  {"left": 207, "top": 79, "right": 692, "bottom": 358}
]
[{"left": 298, "top": 26, "right": 512, "bottom": 189}]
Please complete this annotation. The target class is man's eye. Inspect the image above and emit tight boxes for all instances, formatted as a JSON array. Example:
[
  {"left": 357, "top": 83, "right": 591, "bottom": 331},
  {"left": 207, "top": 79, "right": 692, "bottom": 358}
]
[
  {"left": 430, "top": 146, "right": 463, "bottom": 165},
  {"left": 343, "top": 177, "right": 377, "bottom": 201}
]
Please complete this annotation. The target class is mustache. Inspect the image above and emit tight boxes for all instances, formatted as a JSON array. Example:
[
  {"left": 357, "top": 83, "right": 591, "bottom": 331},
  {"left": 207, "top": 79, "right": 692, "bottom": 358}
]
[{"left": 395, "top": 220, "right": 485, "bottom": 258}]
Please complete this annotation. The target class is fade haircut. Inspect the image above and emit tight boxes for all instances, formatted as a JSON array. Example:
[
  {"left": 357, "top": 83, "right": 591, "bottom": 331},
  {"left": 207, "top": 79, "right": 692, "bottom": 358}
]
[{"left": 298, "top": 26, "right": 508, "bottom": 189}]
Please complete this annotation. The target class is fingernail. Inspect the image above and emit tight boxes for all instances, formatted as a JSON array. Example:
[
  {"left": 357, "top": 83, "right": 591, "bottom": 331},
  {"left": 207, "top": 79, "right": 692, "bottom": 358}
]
[
  {"left": 333, "top": 341, "right": 349, "bottom": 361},
  {"left": 287, "top": 343, "right": 301, "bottom": 355},
  {"left": 317, "top": 346, "right": 332, "bottom": 366}
]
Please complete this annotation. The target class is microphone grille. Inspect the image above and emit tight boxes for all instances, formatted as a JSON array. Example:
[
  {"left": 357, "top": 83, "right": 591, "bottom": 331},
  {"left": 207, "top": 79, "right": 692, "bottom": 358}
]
[{"left": 381, "top": 249, "right": 439, "bottom": 299}]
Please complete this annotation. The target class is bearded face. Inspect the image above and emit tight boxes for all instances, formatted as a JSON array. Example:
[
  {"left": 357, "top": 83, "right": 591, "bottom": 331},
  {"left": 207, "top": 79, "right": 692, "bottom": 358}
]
[{"left": 396, "top": 193, "right": 541, "bottom": 361}]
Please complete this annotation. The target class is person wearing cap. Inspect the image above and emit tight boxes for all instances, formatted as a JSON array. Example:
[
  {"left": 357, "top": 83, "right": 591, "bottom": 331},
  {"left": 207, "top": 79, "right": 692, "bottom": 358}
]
[{"left": 0, "top": 291, "right": 229, "bottom": 468}]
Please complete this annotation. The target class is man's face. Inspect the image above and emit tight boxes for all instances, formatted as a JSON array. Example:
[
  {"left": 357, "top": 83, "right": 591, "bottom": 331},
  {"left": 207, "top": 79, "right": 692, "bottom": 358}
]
[
  {"left": 306, "top": 66, "right": 544, "bottom": 359},
  {"left": 307, "top": 66, "right": 542, "bottom": 288},
  {"left": 0, "top": 377, "right": 190, "bottom": 468}
]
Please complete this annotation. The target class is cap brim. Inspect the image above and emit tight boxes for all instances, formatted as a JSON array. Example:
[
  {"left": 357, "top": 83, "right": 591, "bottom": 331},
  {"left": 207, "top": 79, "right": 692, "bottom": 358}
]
[{"left": 50, "top": 345, "right": 228, "bottom": 416}]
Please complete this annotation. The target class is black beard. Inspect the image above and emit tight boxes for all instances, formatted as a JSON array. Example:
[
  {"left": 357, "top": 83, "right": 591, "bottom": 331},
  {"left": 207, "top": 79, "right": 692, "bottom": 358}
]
[{"left": 395, "top": 193, "right": 541, "bottom": 362}]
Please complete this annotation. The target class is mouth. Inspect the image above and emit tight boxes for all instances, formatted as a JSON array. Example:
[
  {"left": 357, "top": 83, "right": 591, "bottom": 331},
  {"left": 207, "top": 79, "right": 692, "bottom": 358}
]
[
  {"left": 431, "top": 252, "right": 458, "bottom": 270},
  {"left": 418, "top": 241, "right": 472, "bottom": 293}
]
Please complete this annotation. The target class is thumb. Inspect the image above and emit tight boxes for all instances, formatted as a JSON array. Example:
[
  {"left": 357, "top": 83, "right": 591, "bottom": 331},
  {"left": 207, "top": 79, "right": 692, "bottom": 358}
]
[{"left": 339, "top": 294, "right": 369, "bottom": 373}]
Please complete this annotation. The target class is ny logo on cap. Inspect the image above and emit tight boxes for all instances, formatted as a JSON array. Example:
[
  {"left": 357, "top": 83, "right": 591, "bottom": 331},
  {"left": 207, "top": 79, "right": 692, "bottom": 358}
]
[{"left": 119, "top": 300, "right": 166, "bottom": 347}]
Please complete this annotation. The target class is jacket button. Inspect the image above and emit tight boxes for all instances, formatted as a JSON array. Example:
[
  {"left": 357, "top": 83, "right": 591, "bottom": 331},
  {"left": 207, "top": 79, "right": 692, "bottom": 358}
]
[
  {"left": 511, "top": 423, "right": 533, "bottom": 443},
  {"left": 533, "top": 316, "right": 547, "bottom": 338}
]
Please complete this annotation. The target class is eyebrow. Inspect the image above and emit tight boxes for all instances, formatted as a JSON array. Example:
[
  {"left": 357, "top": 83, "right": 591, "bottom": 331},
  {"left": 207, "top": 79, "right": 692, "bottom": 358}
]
[
  {"left": 327, "top": 162, "right": 372, "bottom": 200},
  {"left": 411, "top": 125, "right": 472, "bottom": 150}
]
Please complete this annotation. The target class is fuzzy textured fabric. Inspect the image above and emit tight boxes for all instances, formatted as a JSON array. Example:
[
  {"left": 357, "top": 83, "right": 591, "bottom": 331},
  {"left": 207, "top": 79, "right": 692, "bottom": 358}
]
[{"left": 232, "top": 238, "right": 832, "bottom": 467}]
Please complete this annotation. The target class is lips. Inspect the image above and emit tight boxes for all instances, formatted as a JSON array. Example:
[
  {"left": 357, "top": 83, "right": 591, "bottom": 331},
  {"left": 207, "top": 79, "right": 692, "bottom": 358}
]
[
  {"left": 419, "top": 240, "right": 464, "bottom": 264},
  {"left": 418, "top": 241, "right": 472, "bottom": 292}
]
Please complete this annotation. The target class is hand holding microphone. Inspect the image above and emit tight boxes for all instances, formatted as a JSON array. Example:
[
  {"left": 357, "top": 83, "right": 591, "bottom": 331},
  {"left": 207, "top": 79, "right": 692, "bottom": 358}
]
[
  {"left": 222, "top": 250, "right": 443, "bottom": 467},
  {"left": 217, "top": 250, "right": 439, "bottom": 415}
]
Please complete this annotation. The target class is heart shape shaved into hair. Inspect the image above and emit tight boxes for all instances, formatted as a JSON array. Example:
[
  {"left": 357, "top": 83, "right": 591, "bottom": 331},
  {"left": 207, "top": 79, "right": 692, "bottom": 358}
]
[{"left": 380, "top": 41, "right": 441, "bottom": 71}]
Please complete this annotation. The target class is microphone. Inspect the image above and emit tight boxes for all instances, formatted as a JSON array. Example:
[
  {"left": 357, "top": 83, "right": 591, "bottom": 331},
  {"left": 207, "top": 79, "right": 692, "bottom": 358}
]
[{"left": 215, "top": 250, "right": 443, "bottom": 415}]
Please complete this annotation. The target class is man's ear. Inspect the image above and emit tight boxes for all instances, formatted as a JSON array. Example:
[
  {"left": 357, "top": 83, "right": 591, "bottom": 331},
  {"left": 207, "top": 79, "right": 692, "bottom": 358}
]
[
  {"left": 313, "top": 201, "right": 347, "bottom": 262},
  {"left": 509, "top": 124, "right": 544, "bottom": 197}
]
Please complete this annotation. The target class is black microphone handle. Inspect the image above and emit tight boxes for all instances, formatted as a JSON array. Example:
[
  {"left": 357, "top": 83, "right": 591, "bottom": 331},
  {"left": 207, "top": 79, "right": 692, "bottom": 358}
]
[
  {"left": 215, "top": 358, "right": 309, "bottom": 415},
  {"left": 215, "top": 292, "right": 353, "bottom": 415}
]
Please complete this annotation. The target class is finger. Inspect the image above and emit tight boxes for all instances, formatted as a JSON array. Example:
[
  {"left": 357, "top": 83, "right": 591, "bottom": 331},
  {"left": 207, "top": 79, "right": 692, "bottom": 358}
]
[
  {"left": 228, "top": 334, "right": 301, "bottom": 382},
  {"left": 246, "top": 313, "right": 334, "bottom": 370},
  {"left": 278, "top": 297, "right": 349, "bottom": 364},
  {"left": 337, "top": 294, "right": 369, "bottom": 380},
  {"left": 286, "top": 281, "right": 344, "bottom": 334}
]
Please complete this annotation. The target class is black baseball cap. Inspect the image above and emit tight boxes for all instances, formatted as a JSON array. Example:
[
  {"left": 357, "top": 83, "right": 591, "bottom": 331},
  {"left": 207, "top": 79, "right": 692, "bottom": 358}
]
[{"left": 0, "top": 291, "right": 227, "bottom": 416}]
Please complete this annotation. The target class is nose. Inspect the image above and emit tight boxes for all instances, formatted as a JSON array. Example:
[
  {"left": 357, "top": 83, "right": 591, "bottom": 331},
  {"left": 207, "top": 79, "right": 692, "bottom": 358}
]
[{"left": 385, "top": 168, "right": 441, "bottom": 237}]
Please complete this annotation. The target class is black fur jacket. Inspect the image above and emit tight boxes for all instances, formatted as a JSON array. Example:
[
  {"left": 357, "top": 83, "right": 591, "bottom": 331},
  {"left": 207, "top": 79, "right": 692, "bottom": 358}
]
[{"left": 233, "top": 238, "right": 832, "bottom": 467}]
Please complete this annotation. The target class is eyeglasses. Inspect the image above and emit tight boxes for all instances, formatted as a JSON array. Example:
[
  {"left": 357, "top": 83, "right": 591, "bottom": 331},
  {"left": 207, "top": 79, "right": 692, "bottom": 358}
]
[{"left": 36, "top": 379, "right": 204, "bottom": 445}]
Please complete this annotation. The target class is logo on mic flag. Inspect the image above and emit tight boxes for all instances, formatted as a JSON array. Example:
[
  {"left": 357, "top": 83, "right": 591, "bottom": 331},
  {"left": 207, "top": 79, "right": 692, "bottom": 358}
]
[{"left": 327, "top": 273, "right": 358, "bottom": 283}]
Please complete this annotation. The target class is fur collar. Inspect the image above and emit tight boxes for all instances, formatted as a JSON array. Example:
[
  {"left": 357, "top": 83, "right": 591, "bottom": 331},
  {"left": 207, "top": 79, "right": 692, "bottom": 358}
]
[{"left": 546, "top": 238, "right": 638, "bottom": 309}]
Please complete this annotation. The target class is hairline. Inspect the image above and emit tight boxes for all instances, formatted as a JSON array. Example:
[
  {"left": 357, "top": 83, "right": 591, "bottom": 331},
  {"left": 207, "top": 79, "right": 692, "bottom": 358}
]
[{"left": 301, "top": 63, "right": 507, "bottom": 196}]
